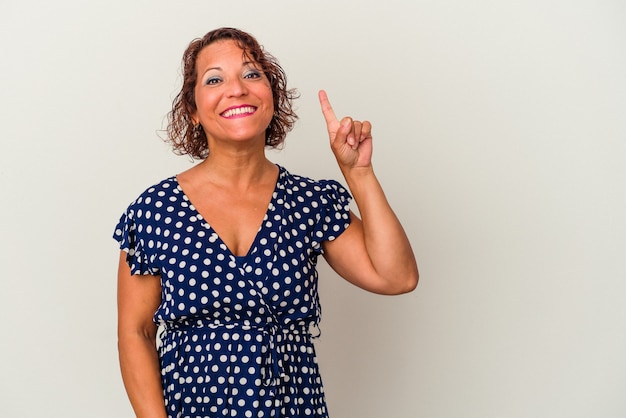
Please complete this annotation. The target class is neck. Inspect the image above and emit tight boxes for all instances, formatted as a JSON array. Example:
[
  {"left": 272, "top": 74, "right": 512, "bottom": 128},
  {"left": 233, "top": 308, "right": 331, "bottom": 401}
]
[{"left": 198, "top": 148, "right": 276, "bottom": 190}]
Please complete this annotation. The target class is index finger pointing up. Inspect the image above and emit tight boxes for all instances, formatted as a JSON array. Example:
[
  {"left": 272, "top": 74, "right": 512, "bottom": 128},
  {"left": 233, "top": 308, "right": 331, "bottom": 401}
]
[{"left": 318, "top": 90, "right": 338, "bottom": 125}]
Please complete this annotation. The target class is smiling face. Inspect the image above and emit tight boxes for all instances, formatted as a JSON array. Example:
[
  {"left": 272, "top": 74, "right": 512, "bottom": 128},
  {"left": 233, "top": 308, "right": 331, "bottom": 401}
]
[{"left": 192, "top": 40, "right": 274, "bottom": 148}]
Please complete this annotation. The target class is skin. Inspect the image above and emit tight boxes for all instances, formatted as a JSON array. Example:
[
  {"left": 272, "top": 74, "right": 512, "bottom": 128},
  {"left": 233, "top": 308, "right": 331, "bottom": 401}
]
[
  {"left": 318, "top": 90, "right": 419, "bottom": 295},
  {"left": 117, "top": 40, "right": 419, "bottom": 417},
  {"left": 192, "top": 40, "right": 275, "bottom": 150}
]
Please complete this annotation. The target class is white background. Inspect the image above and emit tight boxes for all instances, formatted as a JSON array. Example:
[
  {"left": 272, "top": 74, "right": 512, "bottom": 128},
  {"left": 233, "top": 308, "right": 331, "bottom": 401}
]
[{"left": 1, "top": 1, "right": 625, "bottom": 417}]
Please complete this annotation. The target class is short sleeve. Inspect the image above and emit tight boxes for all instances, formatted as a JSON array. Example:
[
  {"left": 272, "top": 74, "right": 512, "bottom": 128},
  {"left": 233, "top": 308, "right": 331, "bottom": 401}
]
[
  {"left": 311, "top": 179, "right": 352, "bottom": 253},
  {"left": 113, "top": 208, "right": 160, "bottom": 276}
]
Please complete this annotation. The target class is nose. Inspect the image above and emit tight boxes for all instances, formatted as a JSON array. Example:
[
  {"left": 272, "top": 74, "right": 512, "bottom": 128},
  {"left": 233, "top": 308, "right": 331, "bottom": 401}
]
[{"left": 225, "top": 77, "right": 247, "bottom": 97}]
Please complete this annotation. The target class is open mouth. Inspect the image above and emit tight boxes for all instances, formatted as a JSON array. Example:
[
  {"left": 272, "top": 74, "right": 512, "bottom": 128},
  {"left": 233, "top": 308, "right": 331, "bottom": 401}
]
[{"left": 220, "top": 106, "right": 257, "bottom": 118}]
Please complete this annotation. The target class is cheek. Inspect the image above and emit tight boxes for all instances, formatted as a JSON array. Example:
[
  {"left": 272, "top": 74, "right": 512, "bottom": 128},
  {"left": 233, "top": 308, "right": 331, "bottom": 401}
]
[
  {"left": 264, "top": 88, "right": 275, "bottom": 111},
  {"left": 193, "top": 87, "right": 205, "bottom": 110},
  {"left": 261, "top": 80, "right": 273, "bottom": 102},
  {"left": 265, "top": 95, "right": 275, "bottom": 118}
]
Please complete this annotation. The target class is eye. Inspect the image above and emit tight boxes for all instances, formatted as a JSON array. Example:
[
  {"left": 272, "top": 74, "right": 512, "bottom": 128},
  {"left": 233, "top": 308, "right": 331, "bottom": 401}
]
[
  {"left": 244, "top": 70, "right": 262, "bottom": 79},
  {"left": 205, "top": 76, "right": 222, "bottom": 85}
]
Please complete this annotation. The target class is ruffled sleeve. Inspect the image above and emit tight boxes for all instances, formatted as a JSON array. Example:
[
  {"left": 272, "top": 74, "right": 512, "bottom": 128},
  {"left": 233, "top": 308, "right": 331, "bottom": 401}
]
[
  {"left": 311, "top": 179, "right": 352, "bottom": 253},
  {"left": 113, "top": 206, "right": 160, "bottom": 276}
]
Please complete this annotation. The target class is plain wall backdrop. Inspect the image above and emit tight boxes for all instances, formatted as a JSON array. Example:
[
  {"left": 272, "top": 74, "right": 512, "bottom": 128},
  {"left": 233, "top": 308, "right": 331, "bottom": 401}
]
[{"left": 1, "top": 1, "right": 625, "bottom": 417}]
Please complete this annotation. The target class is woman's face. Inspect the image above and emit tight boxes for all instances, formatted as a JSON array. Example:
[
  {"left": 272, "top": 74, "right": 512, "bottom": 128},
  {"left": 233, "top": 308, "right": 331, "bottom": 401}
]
[{"left": 193, "top": 40, "right": 274, "bottom": 147}]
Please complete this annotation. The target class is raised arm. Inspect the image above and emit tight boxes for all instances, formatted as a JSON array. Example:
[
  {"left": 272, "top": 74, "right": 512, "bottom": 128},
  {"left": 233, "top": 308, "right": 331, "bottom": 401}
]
[
  {"left": 319, "top": 90, "right": 419, "bottom": 295},
  {"left": 117, "top": 251, "right": 168, "bottom": 417}
]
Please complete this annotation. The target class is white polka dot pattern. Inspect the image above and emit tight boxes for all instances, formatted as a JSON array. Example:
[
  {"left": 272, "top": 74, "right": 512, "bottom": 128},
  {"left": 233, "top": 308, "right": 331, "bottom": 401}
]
[{"left": 113, "top": 165, "right": 351, "bottom": 418}]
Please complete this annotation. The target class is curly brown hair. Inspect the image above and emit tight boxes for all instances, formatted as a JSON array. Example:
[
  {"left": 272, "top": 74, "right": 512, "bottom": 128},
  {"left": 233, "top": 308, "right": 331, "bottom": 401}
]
[{"left": 165, "top": 27, "right": 299, "bottom": 160}]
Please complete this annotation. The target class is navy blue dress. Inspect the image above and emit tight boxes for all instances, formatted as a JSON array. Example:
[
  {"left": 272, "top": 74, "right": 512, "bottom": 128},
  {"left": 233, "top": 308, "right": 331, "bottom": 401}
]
[{"left": 113, "top": 165, "right": 351, "bottom": 418}]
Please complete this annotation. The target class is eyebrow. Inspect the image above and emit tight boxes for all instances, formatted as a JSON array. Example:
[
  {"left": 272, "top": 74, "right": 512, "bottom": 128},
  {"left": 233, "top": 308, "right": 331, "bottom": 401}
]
[
  {"left": 201, "top": 61, "right": 261, "bottom": 75},
  {"left": 202, "top": 66, "right": 222, "bottom": 75}
]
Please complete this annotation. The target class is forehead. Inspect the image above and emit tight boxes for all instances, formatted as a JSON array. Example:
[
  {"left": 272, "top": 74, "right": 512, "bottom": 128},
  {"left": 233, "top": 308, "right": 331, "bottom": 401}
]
[{"left": 196, "top": 39, "right": 255, "bottom": 68}]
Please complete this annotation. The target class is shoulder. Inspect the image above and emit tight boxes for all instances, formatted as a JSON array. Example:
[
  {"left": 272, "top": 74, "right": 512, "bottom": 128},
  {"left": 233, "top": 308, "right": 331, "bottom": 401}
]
[
  {"left": 278, "top": 165, "right": 350, "bottom": 198},
  {"left": 122, "top": 176, "right": 179, "bottom": 214}
]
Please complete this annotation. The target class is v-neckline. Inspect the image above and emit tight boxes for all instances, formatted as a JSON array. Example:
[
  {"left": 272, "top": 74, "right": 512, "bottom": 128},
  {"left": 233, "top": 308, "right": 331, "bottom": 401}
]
[{"left": 174, "top": 165, "right": 283, "bottom": 260}]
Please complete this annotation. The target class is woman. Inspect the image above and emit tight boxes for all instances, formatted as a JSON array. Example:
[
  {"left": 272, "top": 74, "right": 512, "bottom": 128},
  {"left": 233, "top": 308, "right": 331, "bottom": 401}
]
[{"left": 114, "top": 27, "right": 418, "bottom": 418}]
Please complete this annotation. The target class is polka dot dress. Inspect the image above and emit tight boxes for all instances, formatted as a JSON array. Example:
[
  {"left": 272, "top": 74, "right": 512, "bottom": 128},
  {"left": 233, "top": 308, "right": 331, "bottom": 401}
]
[{"left": 113, "top": 165, "right": 351, "bottom": 418}]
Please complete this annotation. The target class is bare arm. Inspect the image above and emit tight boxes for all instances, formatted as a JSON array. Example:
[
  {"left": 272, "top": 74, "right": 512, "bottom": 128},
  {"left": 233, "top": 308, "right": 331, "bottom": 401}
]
[
  {"left": 319, "top": 90, "right": 419, "bottom": 295},
  {"left": 117, "top": 251, "right": 168, "bottom": 418}
]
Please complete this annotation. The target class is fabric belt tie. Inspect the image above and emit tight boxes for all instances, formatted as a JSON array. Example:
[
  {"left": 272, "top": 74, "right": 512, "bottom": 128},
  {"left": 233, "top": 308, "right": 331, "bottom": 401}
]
[{"left": 161, "top": 320, "right": 310, "bottom": 388}]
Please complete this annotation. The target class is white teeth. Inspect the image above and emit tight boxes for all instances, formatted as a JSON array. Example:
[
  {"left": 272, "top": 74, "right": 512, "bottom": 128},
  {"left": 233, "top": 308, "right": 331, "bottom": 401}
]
[{"left": 222, "top": 106, "right": 255, "bottom": 117}]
